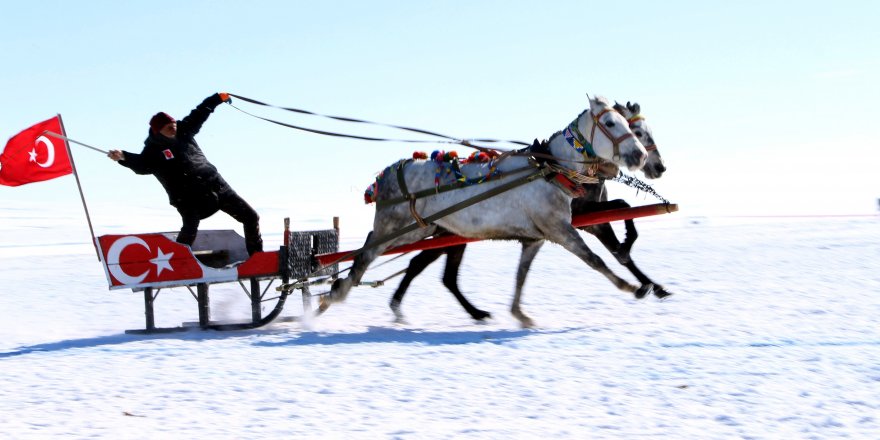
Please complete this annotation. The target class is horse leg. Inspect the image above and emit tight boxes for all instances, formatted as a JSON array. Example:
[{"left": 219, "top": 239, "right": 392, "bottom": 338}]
[
  {"left": 589, "top": 222, "right": 669, "bottom": 299},
  {"left": 511, "top": 240, "right": 544, "bottom": 328},
  {"left": 617, "top": 218, "right": 638, "bottom": 263},
  {"left": 549, "top": 224, "right": 652, "bottom": 299},
  {"left": 389, "top": 248, "right": 445, "bottom": 322},
  {"left": 322, "top": 225, "right": 434, "bottom": 312},
  {"left": 319, "top": 232, "right": 384, "bottom": 314},
  {"left": 576, "top": 200, "right": 669, "bottom": 299},
  {"left": 588, "top": 222, "right": 634, "bottom": 265},
  {"left": 622, "top": 259, "right": 672, "bottom": 299},
  {"left": 610, "top": 198, "right": 638, "bottom": 262},
  {"left": 441, "top": 244, "right": 492, "bottom": 321},
  {"left": 575, "top": 199, "right": 636, "bottom": 264}
]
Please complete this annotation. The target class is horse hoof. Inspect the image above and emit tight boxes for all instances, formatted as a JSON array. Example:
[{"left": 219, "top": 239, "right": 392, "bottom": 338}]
[
  {"left": 470, "top": 310, "right": 492, "bottom": 321},
  {"left": 326, "top": 279, "right": 351, "bottom": 303},
  {"left": 511, "top": 308, "right": 534, "bottom": 328},
  {"left": 653, "top": 286, "right": 673, "bottom": 299},
  {"left": 317, "top": 299, "right": 331, "bottom": 315},
  {"left": 634, "top": 283, "right": 654, "bottom": 299},
  {"left": 390, "top": 305, "right": 406, "bottom": 324}
]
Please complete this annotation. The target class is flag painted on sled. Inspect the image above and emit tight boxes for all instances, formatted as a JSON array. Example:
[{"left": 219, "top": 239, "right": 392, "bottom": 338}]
[{"left": 0, "top": 115, "right": 72, "bottom": 187}]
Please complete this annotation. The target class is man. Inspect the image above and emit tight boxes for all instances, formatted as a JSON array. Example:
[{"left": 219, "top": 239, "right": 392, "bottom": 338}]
[{"left": 108, "top": 92, "right": 263, "bottom": 256}]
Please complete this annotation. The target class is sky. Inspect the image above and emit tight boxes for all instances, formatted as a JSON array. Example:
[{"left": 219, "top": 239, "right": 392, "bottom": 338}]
[{"left": 2, "top": 1, "right": 879, "bottom": 242}]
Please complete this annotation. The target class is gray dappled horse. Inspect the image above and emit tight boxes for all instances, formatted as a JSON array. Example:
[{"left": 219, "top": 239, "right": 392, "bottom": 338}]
[
  {"left": 389, "top": 102, "right": 670, "bottom": 323},
  {"left": 323, "top": 96, "right": 649, "bottom": 327}
]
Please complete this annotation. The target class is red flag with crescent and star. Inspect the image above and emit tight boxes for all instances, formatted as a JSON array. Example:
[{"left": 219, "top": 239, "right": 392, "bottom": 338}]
[{"left": 0, "top": 115, "right": 73, "bottom": 187}]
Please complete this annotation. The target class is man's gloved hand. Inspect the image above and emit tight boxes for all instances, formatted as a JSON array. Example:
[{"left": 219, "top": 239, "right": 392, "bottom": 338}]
[{"left": 219, "top": 92, "right": 231, "bottom": 104}]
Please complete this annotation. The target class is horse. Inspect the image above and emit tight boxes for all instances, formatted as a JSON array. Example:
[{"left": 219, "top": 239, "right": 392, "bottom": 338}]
[
  {"left": 322, "top": 95, "right": 649, "bottom": 327},
  {"left": 572, "top": 101, "right": 671, "bottom": 294},
  {"left": 388, "top": 101, "right": 670, "bottom": 323}
]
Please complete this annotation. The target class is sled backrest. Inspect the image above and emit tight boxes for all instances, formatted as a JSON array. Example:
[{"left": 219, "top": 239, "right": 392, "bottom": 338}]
[{"left": 287, "top": 229, "right": 339, "bottom": 279}]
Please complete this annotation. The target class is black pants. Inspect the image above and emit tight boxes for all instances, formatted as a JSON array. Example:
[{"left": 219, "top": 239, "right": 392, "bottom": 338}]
[{"left": 175, "top": 188, "right": 263, "bottom": 255}]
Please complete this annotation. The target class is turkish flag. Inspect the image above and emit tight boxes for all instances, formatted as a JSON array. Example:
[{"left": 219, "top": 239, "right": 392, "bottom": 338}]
[{"left": 0, "top": 115, "right": 73, "bottom": 187}]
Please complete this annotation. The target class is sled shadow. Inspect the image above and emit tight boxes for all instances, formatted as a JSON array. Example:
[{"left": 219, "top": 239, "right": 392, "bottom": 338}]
[
  {"left": 0, "top": 331, "right": 238, "bottom": 359},
  {"left": 0, "top": 334, "right": 146, "bottom": 358}
]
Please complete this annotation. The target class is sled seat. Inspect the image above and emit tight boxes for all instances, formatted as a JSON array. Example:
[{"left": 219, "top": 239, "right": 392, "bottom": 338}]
[
  {"left": 193, "top": 249, "right": 230, "bottom": 268},
  {"left": 159, "top": 230, "right": 250, "bottom": 267}
]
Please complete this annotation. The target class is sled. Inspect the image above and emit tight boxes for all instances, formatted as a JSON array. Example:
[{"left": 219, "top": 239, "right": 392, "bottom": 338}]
[
  {"left": 97, "top": 218, "right": 339, "bottom": 334},
  {"left": 103, "top": 203, "right": 676, "bottom": 334}
]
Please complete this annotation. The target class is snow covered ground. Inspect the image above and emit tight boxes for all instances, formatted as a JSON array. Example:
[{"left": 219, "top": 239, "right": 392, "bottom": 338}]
[{"left": 1, "top": 207, "right": 878, "bottom": 439}]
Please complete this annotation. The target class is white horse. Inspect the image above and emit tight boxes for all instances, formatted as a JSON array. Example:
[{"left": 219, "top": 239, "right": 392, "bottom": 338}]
[
  {"left": 387, "top": 100, "right": 671, "bottom": 323},
  {"left": 324, "top": 96, "right": 649, "bottom": 327}
]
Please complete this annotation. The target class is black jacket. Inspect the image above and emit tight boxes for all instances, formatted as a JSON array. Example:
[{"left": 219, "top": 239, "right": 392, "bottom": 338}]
[{"left": 119, "top": 94, "right": 229, "bottom": 208}]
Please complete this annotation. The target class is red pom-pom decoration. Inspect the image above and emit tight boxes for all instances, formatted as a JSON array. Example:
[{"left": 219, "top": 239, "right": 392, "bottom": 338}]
[{"left": 413, "top": 151, "right": 428, "bottom": 160}]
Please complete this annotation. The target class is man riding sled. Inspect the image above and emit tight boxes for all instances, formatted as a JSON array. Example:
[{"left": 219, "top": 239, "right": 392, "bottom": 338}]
[{"left": 108, "top": 93, "right": 263, "bottom": 256}]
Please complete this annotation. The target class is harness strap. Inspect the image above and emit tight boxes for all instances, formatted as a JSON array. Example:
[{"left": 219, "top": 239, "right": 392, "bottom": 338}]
[
  {"left": 626, "top": 115, "right": 658, "bottom": 152},
  {"left": 377, "top": 164, "right": 537, "bottom": 208},
  {"left": 393, "top": 159, "right": 429, "bottom": 227},
  {"left": 409, "top": 199, "right": 428, "bottom": 227},
  {"left": 591, "top": 108, "right": 637, "bottom": 161},
  {"left": 296, "top": 166, "right": 551, "bottom": 283}
]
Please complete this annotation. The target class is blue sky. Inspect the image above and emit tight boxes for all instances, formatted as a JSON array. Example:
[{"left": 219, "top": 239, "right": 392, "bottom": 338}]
[{"left": 2, "top": 1, "right": 878, "bottom": 238}]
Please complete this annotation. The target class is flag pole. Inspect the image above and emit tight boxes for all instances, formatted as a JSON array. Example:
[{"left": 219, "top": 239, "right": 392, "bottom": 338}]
[
  {"left": 55, "top": 117, "right": 102, "bottom": 261},
  {"left": 42, "top": 131, "right": 108, "bottom": 155}
]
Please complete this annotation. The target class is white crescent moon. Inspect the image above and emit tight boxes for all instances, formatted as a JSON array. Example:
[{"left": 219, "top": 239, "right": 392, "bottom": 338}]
[
  {"left": 106, "top": 236, "right": 150, "bottom": 285},
  {"left": 34, "top": 136, "right": 56, "bottom": 168}
]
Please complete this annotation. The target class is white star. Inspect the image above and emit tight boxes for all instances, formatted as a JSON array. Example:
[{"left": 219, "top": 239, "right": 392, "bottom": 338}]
[
  {"left": 149, "top": 247, "right": 174, "bottom": 276},
  {"left": 28, "top": 148, "right": 38, "bottom": 162}
]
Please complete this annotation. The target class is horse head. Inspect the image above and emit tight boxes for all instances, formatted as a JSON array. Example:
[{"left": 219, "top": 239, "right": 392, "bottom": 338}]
[
  {"left": 613, "top": 101, "right": 666, "bottom": 179},
  {"left": 583, "top": 96, "right": 647, "bottom": 171}
]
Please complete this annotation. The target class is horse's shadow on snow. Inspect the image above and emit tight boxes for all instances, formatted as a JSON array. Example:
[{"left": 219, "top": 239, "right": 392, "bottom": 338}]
[
  {"left": 0, "top": 326, "right": 574, "bottom": 358},
  {"left": 252, "top": 326, "right": 552, "bottom": 347}
]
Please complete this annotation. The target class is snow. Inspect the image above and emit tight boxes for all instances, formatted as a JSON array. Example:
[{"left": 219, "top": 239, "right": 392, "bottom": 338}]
[{"left": 1, "top": 208, "right": 879, "bottom": 439}]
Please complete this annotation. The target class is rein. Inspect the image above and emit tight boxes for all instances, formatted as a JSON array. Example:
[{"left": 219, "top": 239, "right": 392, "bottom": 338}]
[
  {"left": 229, "top": 93, "right": 621, "bottom": 170},
  {"left": 227, "top": 93, "right": 530, "bottom": 148}
]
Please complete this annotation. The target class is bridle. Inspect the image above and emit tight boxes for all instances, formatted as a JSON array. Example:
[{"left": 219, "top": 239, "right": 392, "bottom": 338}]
[
  {"left": 588, "top": 108, "right": 637, "bottom": 161},
  {"left": 626, "top": 114, "right": 657, "bottom": 152}
]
